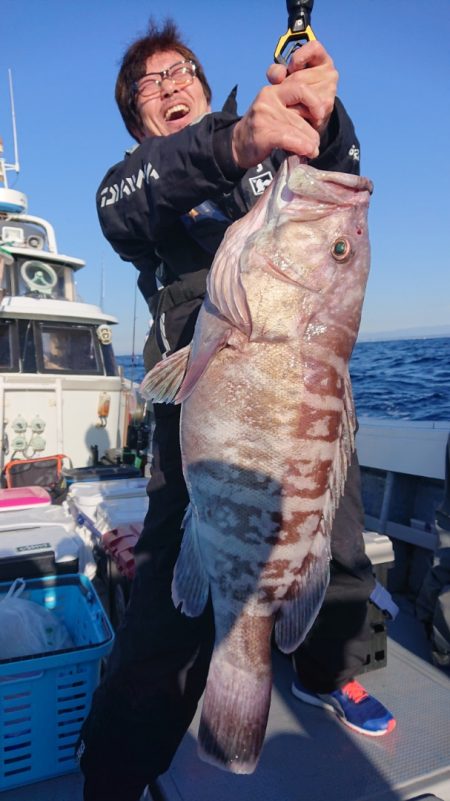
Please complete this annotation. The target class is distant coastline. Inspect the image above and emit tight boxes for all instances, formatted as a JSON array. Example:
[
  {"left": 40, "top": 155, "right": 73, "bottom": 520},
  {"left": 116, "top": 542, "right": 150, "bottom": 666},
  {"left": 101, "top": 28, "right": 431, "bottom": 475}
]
[{"left": 357, "top": 325, "right": 450, "bottom": 343}]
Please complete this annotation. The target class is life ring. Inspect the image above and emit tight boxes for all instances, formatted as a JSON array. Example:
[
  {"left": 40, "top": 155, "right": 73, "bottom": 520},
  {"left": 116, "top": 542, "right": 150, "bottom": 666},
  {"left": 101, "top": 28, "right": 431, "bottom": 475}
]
[
  {"left": 21, "top": 260, "right": 57, "bottom": 294},
  {"left": 97, "top": 324, "right": 113, "bottom": 345}
]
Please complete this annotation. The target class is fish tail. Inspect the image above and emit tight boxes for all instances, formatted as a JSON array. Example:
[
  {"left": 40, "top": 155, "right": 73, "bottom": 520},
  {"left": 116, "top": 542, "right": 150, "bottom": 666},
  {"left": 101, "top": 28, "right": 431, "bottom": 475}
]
[
  {"left": 198, "top": 616, "right": 273, "bottom": 774},
  {"left": 275, "top": 545, "right": 330, "bottom": 653},
  {"left": 172, "top": 506, "right": 210, "bottom": 616},
  {"left": 198, "top": 653, "right": 271, "bottom": 774},
  {"left": 139, "top": 345, "right": 190, "bottom": 403}
]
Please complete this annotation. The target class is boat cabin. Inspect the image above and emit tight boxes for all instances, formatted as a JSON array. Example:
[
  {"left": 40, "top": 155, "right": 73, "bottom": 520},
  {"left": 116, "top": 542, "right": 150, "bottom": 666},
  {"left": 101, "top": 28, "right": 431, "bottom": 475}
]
[{"left": 0, "top": 190, "right": 138, "bottom": 471}]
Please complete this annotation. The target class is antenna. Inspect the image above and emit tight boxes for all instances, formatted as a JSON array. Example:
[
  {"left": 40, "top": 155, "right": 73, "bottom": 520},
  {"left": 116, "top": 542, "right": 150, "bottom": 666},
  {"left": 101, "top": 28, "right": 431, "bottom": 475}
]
[
  {"left": 0, "top": 71, "right": 26, "bottom": 214},
  {"left": 100, "top": 256, "right": 106, "bottom": 309},
  {"left": 5, "top": 69, "right": 20, "bottom": 176}
]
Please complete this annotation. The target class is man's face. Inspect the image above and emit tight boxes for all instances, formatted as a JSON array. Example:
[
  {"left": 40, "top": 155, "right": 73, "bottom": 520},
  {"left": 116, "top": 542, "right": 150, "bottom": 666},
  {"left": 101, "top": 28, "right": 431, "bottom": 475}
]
[{"left": 135, "top": 49, "right": 210, "bottom": 140}]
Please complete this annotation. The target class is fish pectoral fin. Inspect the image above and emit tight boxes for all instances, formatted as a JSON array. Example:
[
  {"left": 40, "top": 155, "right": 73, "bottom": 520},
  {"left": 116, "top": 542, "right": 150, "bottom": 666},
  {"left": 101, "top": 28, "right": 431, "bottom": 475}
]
[
  {"left": 139, "top": 345, "right": 191, "bottom": 404},
  {"left": 322, "top": 369, "right": 357, "bottom": 531},
  {"left": 175, "top": 325, "right": 231, "bottom": 403},
  {"left": 172, "top": 506, "right": 209, "bottom": 616},
  {"left": 275, "top": 547, "right": 330, "bottom": 653}
]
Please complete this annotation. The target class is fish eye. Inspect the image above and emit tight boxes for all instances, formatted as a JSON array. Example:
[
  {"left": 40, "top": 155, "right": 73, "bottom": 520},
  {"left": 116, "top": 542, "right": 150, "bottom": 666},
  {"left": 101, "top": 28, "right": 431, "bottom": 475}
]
[{"left": 331, "top": 237, "right": 352, "bottom": 262}]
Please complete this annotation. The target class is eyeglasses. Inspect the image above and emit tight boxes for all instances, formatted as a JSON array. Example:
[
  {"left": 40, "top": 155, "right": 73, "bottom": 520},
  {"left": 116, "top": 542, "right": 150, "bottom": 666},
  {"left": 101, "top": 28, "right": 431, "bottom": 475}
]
[{"left": 133, "top": 60, "right": 197, "bottom": 100}]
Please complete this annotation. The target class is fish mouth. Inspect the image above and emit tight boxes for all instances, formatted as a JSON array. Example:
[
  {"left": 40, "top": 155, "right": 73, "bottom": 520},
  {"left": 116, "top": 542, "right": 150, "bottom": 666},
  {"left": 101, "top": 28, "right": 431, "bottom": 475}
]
[{"left": 164, "top": 103, "right": 190, "bottom": 122}]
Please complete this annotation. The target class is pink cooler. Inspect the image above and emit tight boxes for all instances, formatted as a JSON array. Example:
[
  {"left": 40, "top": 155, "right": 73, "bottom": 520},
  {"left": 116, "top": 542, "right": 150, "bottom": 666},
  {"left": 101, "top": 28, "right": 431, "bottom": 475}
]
[{"left": 0, "top": 486, "right": 52, "bottom": 511}]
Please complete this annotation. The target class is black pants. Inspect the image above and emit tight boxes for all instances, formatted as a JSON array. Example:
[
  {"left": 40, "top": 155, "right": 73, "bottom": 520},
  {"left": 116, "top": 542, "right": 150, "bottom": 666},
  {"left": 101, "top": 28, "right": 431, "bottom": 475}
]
[{"left": 80, "top": 404, "right": 374, "bottom": 800}]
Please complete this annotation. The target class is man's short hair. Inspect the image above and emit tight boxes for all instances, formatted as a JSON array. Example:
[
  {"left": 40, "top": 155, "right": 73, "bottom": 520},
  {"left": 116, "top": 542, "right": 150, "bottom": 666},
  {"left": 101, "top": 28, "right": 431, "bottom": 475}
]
[{"left": 115, "top": 17, "right": 212, "bottom": 141}]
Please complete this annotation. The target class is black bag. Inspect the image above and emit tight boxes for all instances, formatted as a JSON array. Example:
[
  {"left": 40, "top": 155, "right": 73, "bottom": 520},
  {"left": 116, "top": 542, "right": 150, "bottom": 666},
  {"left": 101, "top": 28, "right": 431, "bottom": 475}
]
[{"left": 3, "top": 454, "right": 71, "bottom": 503}]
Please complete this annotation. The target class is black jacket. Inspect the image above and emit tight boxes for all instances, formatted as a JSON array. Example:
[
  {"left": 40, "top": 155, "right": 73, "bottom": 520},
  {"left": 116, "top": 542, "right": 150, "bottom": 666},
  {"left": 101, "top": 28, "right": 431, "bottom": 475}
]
[{"left": 96, "top": 97, "right": 360, "bottom": 369}]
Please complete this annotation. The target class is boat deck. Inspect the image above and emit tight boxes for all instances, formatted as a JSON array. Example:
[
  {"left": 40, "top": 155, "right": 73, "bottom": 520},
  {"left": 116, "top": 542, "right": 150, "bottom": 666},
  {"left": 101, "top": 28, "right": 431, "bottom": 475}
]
[{"left": 2, "top": 607, "right": 449, "bottom": 801}]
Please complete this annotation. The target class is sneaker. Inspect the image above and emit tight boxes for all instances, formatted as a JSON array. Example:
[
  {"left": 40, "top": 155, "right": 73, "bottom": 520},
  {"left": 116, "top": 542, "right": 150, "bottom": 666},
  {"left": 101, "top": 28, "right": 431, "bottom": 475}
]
[{"left": 291, "top": 678, "right": 396, "bottom": 736}]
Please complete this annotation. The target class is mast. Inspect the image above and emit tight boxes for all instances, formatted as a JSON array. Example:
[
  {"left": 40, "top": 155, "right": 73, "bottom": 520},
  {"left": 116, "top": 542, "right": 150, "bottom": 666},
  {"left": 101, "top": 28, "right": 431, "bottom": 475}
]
[
  {"left": 0, "top": 70, "right": 26, "bottom": 214},
  {"left": 1, "top": 70, "right": 20, "bottom": 188}
]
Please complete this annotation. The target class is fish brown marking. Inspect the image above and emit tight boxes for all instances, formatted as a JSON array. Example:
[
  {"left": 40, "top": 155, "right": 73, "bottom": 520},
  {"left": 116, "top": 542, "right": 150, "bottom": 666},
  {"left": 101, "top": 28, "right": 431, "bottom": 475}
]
[
  {"left": 226, "top": 460, "right": 328, "bottom": 515},
  {"left": 269, "top": 511, "right": 283, "bottom": 529},
  {"left": 259, "top": 558, "right": 292, "bottom": 580},
  {"left": 211, "top": 503, "right": 321, "bottom": 583},
  {"left": 282, "top": 551, "right": 321, "bottom": 592},
  {"left": 291, "top": 404, "right": 342, "bottom": 443},
  {"left": 280, "top": 458, "right": 339, "bottom": 497},
  {"left": 256, "top": 550, "right": 323, "bottom": 606},
  {"left": 302, "top": 336, "right": 347, "bottom": 367},
  {"left": 301, "top": 356, "right": 344, "bottom": 398},
  {"left": 256, "top": 584, "right": 288, "bottom": 606},
  {"left": 310, "top": 329, "right": 357, "bottom": 364},
  {"left": 261, "top": 508, "right": 323, "bottom": 548},
  {"left": 284, "top": 448, "right": 335, "bottom": 472}
]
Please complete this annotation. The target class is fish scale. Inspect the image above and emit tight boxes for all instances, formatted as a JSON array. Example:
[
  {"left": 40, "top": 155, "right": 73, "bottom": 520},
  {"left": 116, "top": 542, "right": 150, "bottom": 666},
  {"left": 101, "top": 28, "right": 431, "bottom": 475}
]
[{"left": 141, "top": 155, "right": 373, "bottom": 774}]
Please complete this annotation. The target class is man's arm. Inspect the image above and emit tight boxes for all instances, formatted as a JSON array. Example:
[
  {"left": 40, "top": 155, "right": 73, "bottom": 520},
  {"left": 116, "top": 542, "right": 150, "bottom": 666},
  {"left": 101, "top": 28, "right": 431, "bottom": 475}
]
[{"left": 96, "top": 112, "right": 244, "bottom": 267}]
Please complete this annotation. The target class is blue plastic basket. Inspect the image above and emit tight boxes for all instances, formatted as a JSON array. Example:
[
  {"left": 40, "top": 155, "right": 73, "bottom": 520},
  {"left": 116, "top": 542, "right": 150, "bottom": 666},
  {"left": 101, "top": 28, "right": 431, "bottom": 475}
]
[{"left": 0, "top": 573, "right": 114, "bottom": 790}]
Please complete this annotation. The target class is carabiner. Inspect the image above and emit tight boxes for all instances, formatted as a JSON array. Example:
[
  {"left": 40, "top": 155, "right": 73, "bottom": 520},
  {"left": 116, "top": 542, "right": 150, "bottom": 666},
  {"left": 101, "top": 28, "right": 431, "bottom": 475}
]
[{"left": 274, "top": 1, "right": 316, "bottom": 65}]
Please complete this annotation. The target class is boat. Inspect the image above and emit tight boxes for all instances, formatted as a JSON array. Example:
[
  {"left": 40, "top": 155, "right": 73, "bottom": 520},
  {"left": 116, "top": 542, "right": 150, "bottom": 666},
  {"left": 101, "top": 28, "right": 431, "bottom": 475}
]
[{"left": 0, "top": 113, "right": 147, "bottom": 478}]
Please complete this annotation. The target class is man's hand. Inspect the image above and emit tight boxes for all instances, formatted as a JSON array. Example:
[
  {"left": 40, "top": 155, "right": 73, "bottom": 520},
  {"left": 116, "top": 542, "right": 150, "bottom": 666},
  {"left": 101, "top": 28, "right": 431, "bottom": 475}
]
[
  {"left": 231, "top": 41, "right": 338, "bottom": 170},
  {"left": 268, "top": 41, "right": 338, "bottom": 136}
]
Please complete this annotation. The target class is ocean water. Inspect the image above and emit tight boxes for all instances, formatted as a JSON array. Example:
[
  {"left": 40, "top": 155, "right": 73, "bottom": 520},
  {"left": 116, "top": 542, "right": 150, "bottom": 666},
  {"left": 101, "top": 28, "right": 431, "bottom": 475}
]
[
  {"left": 349, "top": 336, "right": 450, "bottom": 421},
  {"left": 117, "top": 336, "right": 450, "bottom": 422}
]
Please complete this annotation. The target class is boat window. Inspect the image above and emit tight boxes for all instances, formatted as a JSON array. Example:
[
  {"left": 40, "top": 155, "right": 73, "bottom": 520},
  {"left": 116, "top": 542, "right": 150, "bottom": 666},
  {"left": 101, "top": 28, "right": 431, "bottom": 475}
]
[
  {"left": 0, "top": 320, "right": 19, "bottom": 371},
  {"left": 100, "top": 342, "right": 118, "bottom": 376},
  {"left": 37, "top": 324, "right": 102, "bottom": 374},
  {"left": 19, "top": 320, "right": 37, "bottom": 372},
  {"left": 0, "top": 256, "right": 13, "bottom": 299}
]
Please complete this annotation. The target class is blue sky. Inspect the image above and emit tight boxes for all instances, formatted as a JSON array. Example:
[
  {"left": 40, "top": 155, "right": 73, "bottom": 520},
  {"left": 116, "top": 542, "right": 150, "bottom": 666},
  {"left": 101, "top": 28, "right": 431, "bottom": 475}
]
[{"left": 1, "top": 0, "right": 449, "bottom": 354}]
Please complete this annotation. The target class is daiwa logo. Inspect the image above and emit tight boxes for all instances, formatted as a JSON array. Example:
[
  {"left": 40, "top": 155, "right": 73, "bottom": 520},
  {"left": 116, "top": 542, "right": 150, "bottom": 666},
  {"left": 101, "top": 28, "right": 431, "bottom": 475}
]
[
  {"left": 249, "top": 170, "right": 273, "bottom": 196},
  {"left": 349, "top": 144, "right": 360, "bottom": 162},
  {"left": 100, "top": 162, "right": 160, "bottom": 207}
]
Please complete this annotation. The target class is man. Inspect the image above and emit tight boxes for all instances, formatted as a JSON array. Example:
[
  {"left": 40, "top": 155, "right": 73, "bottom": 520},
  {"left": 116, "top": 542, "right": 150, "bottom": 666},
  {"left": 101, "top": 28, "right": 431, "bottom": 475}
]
[{"left": 79, "top": 18, "right": 395, "bottom": 801}]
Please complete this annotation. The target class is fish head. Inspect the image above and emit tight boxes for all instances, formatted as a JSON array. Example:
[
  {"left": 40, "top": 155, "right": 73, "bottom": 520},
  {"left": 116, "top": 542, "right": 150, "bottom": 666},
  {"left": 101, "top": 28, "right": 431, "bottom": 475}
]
[
  {"left": 257, "top": 157, "right": 372, "bottom": 293},
  {"left": 249, "top": 158, "right": 373, "bottom": 354}
]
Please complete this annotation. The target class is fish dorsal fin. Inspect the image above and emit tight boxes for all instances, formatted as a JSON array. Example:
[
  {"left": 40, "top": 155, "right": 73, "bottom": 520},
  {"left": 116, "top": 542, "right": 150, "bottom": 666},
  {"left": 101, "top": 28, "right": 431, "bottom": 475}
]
[{"left": 139, "top": 345, "right": 190, "bottom": 404}]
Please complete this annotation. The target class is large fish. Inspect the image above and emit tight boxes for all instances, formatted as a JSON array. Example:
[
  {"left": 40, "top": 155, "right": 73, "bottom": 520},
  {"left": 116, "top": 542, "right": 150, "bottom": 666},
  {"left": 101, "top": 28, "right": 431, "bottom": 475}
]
[{"left": 141, "top": 156, "right": 373, "bottom": 774}]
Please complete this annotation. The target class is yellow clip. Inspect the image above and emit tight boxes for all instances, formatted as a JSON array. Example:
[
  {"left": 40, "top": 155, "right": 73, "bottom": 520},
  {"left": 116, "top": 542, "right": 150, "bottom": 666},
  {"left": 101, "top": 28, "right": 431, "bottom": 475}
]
[{"left": 274, "top": 24, "right": 316, "bottom": 65}]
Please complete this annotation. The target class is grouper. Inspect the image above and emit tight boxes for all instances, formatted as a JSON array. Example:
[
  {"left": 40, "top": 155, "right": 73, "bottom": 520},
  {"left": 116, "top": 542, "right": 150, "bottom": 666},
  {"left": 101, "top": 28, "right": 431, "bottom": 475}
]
[{"left": 140, "top": 156, "right": 373, "bottom": 773}]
